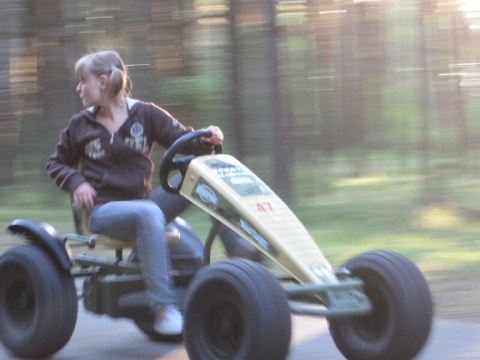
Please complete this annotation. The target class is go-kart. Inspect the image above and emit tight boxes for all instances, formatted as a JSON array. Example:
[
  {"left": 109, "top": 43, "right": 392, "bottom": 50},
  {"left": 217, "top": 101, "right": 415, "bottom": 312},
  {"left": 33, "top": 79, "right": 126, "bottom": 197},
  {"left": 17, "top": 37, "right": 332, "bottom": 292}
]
[{"left": 0, "top": 130, "right": 433, "bottom": 359}]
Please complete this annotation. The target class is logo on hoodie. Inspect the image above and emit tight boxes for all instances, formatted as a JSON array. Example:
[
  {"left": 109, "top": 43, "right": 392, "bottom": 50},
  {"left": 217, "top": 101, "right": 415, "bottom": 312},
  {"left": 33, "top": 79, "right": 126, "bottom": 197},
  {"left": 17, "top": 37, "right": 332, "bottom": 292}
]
[
  {"left": 125, "top": 123, "right": 148, "bottom": 153},
  {"left": 130, "top": 123, "right": 144, "bottom": 137},
  {"left": 85, "top": 138, "right": 105, "bottom": 159}
]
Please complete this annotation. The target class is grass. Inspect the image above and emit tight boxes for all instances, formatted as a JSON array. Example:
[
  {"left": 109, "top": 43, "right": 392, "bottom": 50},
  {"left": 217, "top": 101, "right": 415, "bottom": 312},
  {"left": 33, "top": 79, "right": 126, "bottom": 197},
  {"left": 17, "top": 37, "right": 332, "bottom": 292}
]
[{"left": 1, "top": 165, "right": 480, "bottom": 321}]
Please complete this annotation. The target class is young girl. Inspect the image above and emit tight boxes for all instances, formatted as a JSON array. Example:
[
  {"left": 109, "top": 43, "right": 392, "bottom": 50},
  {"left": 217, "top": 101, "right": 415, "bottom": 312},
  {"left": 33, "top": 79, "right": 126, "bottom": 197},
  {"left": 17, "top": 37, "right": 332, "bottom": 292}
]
[{"left": 46, "top": 50, "right": 223, "bottom": 335}]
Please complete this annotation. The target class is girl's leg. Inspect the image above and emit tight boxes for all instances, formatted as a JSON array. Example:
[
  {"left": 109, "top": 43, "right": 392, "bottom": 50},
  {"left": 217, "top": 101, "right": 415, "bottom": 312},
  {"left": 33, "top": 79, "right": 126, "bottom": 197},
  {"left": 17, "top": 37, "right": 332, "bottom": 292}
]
[
  {"left": 88, "top": 200, "right": 177, "bottom": 312},
  {"left": 151, "top": 175, "right": 261, "bottom": 261},
  {"left": 149, "top": 175, "right": 191, "bottom": 223}
]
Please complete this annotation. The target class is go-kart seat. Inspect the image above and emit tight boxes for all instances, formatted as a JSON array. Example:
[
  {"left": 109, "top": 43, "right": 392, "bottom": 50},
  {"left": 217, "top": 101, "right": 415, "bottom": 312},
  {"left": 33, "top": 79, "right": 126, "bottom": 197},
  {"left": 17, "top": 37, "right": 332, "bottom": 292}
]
[
  {"left": 72, "top": 204, "right": 134, "bottom": 248},
  {"left": 71, "top": 204, "right": 180, "bottom": 249},
  {"left": 72, "top": 158, "right": 179, "bottom": 250}
]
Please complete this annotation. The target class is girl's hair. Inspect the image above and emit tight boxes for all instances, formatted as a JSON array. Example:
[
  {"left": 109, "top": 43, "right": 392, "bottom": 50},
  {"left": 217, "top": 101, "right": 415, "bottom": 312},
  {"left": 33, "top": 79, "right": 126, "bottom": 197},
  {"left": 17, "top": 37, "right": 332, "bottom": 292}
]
[{"left": 74, "top": 50, "right": 132, "bottom": 97}]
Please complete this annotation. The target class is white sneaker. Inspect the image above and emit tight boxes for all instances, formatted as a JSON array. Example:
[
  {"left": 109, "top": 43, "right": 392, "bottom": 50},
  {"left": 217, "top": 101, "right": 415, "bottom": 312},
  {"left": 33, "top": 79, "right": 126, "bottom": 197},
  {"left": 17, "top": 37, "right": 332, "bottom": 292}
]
[{"left": 154, "top": 306, "right": 183, "bottom": 335}]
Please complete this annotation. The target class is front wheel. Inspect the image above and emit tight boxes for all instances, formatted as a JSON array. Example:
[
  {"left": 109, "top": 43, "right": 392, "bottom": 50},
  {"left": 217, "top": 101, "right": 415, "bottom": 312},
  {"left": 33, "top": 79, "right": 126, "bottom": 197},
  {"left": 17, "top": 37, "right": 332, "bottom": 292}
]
[
  {"left": 183, "top": 259, "right": 291, "bottom": 360},
  {"left": 328, "top": 250, "right": 433, "bottom": 360},
  {"left": 0, "top": 245, "right": 78, "bottom": 358}
]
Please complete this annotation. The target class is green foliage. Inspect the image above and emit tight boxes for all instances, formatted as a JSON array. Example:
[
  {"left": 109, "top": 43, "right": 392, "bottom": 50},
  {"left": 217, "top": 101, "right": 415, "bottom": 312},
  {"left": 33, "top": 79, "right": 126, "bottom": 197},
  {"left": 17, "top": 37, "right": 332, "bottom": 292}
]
[{"left": 3, "top": 152, "right": 480, "bottom": 278}]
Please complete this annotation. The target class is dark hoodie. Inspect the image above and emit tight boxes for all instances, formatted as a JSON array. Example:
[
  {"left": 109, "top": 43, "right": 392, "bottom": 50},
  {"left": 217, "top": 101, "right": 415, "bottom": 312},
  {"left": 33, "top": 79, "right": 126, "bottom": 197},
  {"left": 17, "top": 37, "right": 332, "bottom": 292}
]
[{"left": 46, "top": 99, "right": 213, "bottom": 205}]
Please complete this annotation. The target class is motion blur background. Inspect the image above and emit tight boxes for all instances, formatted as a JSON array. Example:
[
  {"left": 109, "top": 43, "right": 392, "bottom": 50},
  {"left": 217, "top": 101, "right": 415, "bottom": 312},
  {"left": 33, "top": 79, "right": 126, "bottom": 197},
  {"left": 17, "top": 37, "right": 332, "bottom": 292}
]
[
  {"left": 1, "top": 0, "right": 480, "bottom": 319},
  {"left": 1, "top": 0, "right": 479, "bottom": 201}
]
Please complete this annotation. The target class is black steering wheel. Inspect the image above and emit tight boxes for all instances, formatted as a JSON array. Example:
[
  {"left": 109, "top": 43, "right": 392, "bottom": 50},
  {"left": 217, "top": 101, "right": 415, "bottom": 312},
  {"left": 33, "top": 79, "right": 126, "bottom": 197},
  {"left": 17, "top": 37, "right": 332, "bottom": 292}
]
[{"left": 159, "top": 130, "right": 222, "bottom": 194}]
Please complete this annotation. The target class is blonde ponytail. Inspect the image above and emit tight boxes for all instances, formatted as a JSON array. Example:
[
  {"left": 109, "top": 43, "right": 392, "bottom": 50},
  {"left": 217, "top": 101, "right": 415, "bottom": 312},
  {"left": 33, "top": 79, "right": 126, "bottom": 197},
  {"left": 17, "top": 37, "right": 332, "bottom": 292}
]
[{"left": 75, "top": 50, "right": 133, "bottom": 97}]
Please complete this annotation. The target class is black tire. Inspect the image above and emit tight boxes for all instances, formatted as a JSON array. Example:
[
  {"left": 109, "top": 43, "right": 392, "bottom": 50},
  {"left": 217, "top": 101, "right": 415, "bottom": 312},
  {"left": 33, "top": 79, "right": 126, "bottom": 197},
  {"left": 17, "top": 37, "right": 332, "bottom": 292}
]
[
  {"left": 328, "top": 250, "right": 433, "bottom": 360},
  {"left": 183, "top": 259, "right": 291, "bottom": 360},
  {"left": 0, "top": 245, "right": 78, "bottom": 358}
]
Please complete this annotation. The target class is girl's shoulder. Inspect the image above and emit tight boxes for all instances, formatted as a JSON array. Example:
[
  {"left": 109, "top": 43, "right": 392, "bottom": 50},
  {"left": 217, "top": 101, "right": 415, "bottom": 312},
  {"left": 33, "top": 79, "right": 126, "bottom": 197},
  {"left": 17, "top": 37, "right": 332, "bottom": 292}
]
[
  {"left": 127, "top": 98, "right": 141, "bottom": 110},
  {"left": 128, "top": 99, "right": 172, "bottom": 121},
  {"left": 126, "top": 98, "right": 152, "bottom": 117},
  {"left": 66, "top": 113, "right": 90, "bottom": 133},
  {"left": 70, "top": 107, "right": 96, "bottom": 123}
]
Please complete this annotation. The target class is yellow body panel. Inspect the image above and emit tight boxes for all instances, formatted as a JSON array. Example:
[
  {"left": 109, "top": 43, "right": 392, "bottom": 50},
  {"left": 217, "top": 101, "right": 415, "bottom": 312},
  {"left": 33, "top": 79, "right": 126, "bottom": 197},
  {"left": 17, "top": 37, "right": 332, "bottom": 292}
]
[{"left": 180, "top": 154, "right": 337, "bottom": 285}]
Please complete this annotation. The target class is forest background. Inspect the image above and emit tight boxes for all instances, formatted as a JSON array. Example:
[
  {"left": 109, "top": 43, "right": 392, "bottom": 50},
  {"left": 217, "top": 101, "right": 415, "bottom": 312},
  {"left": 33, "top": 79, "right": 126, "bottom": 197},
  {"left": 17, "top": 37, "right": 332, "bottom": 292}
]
[{"left": 1, "top": 0, "right": 479, "bottom": 321}]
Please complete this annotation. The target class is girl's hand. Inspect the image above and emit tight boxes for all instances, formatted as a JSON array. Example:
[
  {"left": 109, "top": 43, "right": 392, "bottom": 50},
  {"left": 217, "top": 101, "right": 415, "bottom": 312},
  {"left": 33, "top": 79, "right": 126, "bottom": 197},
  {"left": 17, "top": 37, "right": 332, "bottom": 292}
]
[
  {"left": 73, "top": 182, "right": 97, "bottom": 212},
  {"left": 202, "top": 125, "right": 224, "bottom": 145}
]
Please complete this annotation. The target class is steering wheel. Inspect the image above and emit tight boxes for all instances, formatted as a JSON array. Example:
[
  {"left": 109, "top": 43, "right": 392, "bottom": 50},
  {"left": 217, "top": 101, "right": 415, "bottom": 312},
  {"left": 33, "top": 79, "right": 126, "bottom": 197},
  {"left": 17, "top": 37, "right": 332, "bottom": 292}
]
[{"left": 159, "top": 130, "right": 222, "bottom": 194}]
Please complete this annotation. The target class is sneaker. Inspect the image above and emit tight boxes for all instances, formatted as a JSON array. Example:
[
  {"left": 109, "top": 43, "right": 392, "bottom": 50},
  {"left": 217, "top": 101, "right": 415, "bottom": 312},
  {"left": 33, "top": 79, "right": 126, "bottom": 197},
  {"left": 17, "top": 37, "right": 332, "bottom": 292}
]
[{"left": 154, "top": 306, "right": 183, "bottom": 335}]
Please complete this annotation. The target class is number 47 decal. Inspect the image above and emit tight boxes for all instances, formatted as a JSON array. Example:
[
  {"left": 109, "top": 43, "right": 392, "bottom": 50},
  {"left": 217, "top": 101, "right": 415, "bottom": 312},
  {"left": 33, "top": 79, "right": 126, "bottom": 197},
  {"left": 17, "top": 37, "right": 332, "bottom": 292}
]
[{"left": 257, "top": 203, "right": 273, "bottom": 212}]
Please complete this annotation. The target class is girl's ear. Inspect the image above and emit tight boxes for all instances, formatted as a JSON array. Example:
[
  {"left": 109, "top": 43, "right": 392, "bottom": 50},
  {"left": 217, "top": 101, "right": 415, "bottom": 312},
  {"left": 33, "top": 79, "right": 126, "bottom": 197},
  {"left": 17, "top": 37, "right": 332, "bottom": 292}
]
[{"left": 98, "top": 75, "right": 109, "bottom": 90}]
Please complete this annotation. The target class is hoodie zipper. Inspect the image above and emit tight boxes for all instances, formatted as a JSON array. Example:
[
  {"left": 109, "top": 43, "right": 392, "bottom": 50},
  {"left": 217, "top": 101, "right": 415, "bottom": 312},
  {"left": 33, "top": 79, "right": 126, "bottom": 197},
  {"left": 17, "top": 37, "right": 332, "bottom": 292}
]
[{"left": 110, "top": 132, "right": 115, "bottom": 144}]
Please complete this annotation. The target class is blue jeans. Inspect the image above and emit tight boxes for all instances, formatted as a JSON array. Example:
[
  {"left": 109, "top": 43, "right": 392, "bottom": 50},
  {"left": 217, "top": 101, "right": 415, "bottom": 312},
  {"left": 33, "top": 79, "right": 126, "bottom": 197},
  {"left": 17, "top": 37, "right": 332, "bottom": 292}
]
[
  {"left": 88, "top": 173, "right": 191, "bottom": 312},
  {"left": 88, "top": 199, "right": 178, "bottom": 312},
  {"left": 88, "top": 176, "right": 260, "bottom": 312}
]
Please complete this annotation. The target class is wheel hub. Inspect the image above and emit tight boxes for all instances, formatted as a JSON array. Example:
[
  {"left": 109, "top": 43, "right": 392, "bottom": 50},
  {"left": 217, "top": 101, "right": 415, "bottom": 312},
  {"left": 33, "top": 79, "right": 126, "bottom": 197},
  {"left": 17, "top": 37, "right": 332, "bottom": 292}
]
[
  {"left": 207, "top": 301, "right": 244, "bottom": 356},
  {"left": 6, "top": 276, "right": 35, "bottom": 328}
]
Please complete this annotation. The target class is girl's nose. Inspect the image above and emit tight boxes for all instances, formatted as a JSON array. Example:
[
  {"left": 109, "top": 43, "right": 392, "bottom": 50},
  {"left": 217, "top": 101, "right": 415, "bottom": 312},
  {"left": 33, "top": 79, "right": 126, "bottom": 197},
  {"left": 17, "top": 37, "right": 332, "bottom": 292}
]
[{"left": 76, "top": 83, "right": 81, "bottom": 93}]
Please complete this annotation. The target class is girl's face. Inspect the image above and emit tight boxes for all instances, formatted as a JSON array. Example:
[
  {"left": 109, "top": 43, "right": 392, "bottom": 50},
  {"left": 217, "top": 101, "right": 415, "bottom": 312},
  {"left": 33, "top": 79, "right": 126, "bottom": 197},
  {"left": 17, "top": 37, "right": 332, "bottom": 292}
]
[{"left": 76, "top": 71, "right": 102, "bottom": 108}]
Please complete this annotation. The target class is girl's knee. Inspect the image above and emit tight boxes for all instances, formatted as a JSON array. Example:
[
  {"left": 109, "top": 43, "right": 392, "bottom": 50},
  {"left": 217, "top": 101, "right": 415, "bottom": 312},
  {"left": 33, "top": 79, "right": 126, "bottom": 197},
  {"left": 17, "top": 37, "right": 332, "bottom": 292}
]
[{"left": 137, "top": 201, "right": 165, "bottom": 224}]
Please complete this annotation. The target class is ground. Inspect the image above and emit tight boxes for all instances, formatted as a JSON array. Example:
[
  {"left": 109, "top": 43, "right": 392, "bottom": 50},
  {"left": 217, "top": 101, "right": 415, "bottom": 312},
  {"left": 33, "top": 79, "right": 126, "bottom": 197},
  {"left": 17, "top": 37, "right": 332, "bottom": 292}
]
[{"left": 427, "top": 276, "right": 480, "bottom": 323}]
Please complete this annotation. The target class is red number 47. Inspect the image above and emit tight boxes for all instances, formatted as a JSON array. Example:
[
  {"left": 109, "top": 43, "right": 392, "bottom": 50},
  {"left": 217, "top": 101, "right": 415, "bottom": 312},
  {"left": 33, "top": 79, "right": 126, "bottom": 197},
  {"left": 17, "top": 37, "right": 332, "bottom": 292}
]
[{"left": 257, "top": 203, "right": 273, "bottom": 212}]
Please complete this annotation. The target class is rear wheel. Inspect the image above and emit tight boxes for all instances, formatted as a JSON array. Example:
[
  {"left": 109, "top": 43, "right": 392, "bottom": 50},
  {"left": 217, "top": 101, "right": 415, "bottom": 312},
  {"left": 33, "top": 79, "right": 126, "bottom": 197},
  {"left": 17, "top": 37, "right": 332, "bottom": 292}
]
[
  {"left": 328, "top": 250, "right": 433, "bottom": 360},
  {"left": 183, "top": 259, "right": 291, "bottom": 360},
  {"left": 0, "top": 245, "right": 78, "bottom": 358}
]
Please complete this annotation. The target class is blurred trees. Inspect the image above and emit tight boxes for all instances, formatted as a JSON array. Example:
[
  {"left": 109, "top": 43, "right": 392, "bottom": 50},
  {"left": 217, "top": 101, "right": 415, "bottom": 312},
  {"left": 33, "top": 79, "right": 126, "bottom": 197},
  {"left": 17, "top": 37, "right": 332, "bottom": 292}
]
[{"left": 1, "top": 0, "right": 480, "bottom": 204}]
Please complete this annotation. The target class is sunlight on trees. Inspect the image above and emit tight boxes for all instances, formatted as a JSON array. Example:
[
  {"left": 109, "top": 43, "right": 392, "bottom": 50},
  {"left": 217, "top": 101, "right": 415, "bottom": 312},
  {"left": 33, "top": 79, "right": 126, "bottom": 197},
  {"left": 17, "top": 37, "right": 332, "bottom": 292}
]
[{"left": 1, "top": 0, "right": 480, "bottom": 208}]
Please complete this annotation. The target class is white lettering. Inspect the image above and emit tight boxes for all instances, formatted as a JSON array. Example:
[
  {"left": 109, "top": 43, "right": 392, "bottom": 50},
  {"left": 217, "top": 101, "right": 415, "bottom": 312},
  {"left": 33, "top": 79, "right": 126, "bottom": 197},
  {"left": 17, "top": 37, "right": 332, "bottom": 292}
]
[
  {"left": 85, "top": 138, "right": 105, "bottom": 159},
  {"left": 125, "top": 135, "right": 148, "bottom": 153}
]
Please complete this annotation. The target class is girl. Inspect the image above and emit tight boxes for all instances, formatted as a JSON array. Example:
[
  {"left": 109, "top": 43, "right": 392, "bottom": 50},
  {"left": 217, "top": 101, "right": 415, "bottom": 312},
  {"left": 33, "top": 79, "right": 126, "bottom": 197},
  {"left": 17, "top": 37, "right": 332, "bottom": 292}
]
[{"left": 46, "top": 50, "right": 223, "bottom": 335}]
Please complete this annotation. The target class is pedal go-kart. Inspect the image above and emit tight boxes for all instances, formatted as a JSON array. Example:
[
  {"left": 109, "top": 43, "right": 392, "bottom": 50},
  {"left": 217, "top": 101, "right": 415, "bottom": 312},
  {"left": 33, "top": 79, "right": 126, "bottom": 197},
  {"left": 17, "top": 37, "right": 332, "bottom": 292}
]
[{"left": 0, "top": 130, "right": 433, "bottom": 359}]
